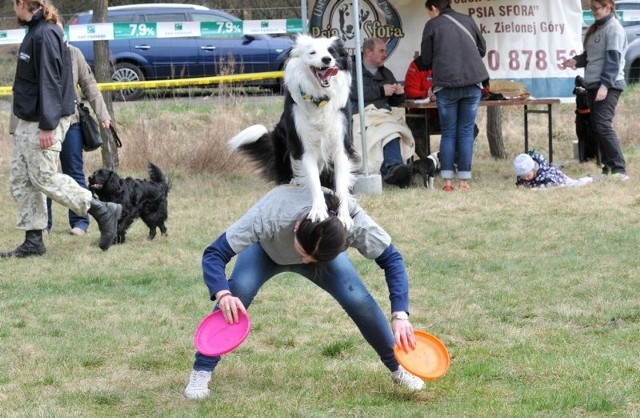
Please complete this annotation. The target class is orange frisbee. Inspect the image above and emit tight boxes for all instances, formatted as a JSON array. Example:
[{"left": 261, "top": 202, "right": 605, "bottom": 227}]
[{"left": 394, "top": 330, "right": 450, "bottom": 380}]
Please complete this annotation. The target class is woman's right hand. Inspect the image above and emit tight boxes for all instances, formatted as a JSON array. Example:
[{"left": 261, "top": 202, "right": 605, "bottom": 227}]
[
  {"left": 391, "top": 317, "right": 417, "bottom": 353},
  {"left": 560, "top": 59, "right": 577, "bottom": 70},
  {"left": 215, "top": 291, "right": 247, "bottom": 324}
]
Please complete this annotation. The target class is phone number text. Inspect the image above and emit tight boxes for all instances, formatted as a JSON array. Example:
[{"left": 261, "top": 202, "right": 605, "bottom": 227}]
[{"left": 486, "top": 49, "right": 579, "bottom": 71}]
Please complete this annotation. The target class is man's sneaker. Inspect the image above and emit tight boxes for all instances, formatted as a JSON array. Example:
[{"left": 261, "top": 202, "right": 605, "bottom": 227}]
[
  {"left": 184, "top": 370, "right": 211, "bottom": 400},
  {"left": 70, "top": 227, "right": 86, "bottom": 236},
  {"left": 391, "top": 366, "right": 425, "bottom": 390}
]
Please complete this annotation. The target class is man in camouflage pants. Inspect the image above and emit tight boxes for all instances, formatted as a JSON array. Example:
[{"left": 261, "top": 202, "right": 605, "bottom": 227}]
[{"left": 2, "top": 0, "right": 121, "bottom": 258}]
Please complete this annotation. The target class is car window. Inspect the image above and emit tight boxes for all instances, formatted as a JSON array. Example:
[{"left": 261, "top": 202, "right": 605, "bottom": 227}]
[
  {"left": 618, "top": 4, "right": 640, "bottom": 27},
  {"left": 108, "top": 13, "right": 136, "bottom": 24},
  {"left": 191, "top": 12, "right": 235, "bottom": 23},
  {"left": 142, "top": 13, "right": 189, "bottom": 23}
]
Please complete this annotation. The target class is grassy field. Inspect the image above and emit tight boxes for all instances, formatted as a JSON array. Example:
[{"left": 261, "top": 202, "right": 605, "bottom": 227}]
[{"left": 0, "top": 90, "right": 639, "bottom": 416}]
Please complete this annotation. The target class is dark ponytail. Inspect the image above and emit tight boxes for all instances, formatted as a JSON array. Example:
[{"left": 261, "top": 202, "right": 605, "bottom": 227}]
[{"left": 296, "top": 193, "right": 347, "bottom": 262}]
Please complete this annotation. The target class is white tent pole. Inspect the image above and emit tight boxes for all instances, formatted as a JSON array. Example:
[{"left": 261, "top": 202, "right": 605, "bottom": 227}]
[
  {"left": 300, "top": 0, "right": 308, "bottom": 34},
  {"left": 351, "top": 0, "right": 368, "bottom": 175}
]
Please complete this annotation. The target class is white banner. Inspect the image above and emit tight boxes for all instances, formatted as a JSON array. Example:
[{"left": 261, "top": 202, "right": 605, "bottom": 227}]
[
  {"left": 0, "top": 28, "right": 29, "bottom": 44},
  {"left": 67, "top": 22, "right": 115, "bottom": 42},
  {"left": 309, "top": 0, "right": 583, "bottom": 98},
  {"left": 156, "top": 21, "right": 202, "bottom": 38}
]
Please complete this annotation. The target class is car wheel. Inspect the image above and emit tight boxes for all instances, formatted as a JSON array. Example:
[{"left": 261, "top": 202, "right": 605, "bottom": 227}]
[
  {"left": 629, "top": 58, "right": 640, "bottom": 84},
  {"left": 111, "top": 62, "right": 145, "bottom": 101}
]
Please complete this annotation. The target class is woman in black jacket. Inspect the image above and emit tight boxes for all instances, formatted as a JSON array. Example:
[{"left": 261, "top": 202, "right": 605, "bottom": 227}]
[
  {"left": 420, "top": 0, "right": 489, "bottom": 191},
  {"left": 2, "top": 0, "right": 120, "bottom": 257}
]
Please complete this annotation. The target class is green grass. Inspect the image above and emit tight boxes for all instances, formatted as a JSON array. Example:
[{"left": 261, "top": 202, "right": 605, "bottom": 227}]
[{"left": 1, "top": 92, "right": 639, "bottom": 416}]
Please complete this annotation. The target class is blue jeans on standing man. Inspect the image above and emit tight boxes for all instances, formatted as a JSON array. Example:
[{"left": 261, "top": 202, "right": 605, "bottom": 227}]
[
  {"left": 46, "top": 123, "right": 90, "bottom": 232},
  {"left": 436, "top": 85, "right": 482, "bottom": 180},
  {"left": 192, "top": 242, "right": 399, "bottom": 373}
]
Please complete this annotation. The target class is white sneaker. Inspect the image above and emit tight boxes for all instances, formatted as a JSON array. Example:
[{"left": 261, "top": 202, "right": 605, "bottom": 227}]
[
  {"left": 184, "top": 370, "right": 212, "bottom": 400},
  {"left": 391, "top": 366, "right": 425, "bottom": 390},
  {"left": 70, "top": 227, "right": 86, "bottom": 236}
]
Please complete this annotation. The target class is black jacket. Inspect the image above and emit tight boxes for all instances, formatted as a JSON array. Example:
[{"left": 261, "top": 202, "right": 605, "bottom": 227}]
[
  {"left": 350, "top": 61, "right": 405, "bottom": 114},
  {"left": 13, "top": 10, "right": 75, "bottom": 130},
  {"left": 420, "top": 8, "right": 489, "bottom": 89}
]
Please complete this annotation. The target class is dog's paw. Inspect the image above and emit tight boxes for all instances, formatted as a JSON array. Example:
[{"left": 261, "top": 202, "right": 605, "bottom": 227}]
[
  {"left": 290, "top": 177, "right": 305, "bottom": 187},
  {"left": 338, "top": 212, "right": 353, "bottom": 230},
  {"left": 307, "top": 206, "right": 329, "bottom": 223}
]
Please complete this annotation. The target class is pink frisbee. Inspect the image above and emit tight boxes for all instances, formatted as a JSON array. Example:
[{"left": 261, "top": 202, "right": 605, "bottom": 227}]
[{"left": 194, "top": 310, "right": 251, "bottom": 356}]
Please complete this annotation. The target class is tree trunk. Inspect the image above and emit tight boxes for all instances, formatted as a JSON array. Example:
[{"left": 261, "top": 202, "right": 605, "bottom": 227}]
[
  {"left": 93, "top": 0, "right": 119, "bottom": 169},
  {"left": 486, "top": 107, "right": 506, "bottom": 159}
]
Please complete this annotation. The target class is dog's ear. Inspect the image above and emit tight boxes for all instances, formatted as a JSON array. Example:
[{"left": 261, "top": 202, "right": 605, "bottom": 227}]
[
  {"left": 289, "top": 34, "right": 311, "bottom": 58},
  {"left": 331, "top": 38, "right": 353, "bottom": 72},
  {"left": 104, "top": 171, "right": 122, "bottom": 194}
]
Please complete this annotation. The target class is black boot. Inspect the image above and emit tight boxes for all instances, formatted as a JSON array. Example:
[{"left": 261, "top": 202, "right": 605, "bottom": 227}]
[
  {"left": 383, "top": 164, "right": 413, "bottom": 188},
  {"left": 88, "top": 199, "right": 122, "bottom": 251},
  {"left": 0, "top": 230, "right": 46, "bottom": 258}
]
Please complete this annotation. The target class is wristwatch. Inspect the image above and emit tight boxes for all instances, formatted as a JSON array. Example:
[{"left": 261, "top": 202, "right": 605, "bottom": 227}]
[{"left": 391, "top": 311, "right": 409, "bottom": 321}]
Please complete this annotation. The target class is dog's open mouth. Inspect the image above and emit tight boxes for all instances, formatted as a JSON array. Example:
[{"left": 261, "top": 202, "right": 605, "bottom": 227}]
[
  {"left": 89, "top": 183, "right": 103, "bottom": 190},
  {"left": 312, "top": 66, "right": 339, "bottom": 88}
]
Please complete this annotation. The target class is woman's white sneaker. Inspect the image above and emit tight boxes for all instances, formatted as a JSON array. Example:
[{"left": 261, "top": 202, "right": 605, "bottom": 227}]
[
  {"left": 184, "top": 370, "right": 212, "bottom": 400},
  {"left": 391, "top": 366, "right": 425, "bottom": 390}
]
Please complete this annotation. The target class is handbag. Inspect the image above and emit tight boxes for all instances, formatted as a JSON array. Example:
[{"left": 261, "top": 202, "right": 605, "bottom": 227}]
[{"left": 77, "top": 101, "right": 103, "bottom": 152}]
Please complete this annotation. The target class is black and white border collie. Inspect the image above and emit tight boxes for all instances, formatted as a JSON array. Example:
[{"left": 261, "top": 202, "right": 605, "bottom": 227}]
[
  {"left": 229, "top": 35, "right": 358, "bottom": 229},
  {"left": 412, "top": 151, "right": 440, "bottom": 189}
]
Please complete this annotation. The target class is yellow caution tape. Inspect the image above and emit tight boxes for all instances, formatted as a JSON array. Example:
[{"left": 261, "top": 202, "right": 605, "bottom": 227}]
[{"left": 0, "top": 71, "right": 284, "bottom": 96}]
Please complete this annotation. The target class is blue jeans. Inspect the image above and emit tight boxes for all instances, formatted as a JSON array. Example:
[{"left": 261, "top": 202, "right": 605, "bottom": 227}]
[
  {"left": 379, "top": 138, "right": 404, "bottom": 177},
  {"left": 47, "top": 124, "right": 90, "bottom": 231},
  {"left": 193, "top": 243, "right": 399, "bottom": 373},
  {"left": 436, "top": 85, "right": 482, "bottom": 180}
]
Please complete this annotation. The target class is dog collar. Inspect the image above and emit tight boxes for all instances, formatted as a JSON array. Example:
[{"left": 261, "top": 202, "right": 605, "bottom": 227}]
[{"left": 300, "top": 88, "right": 330, "bottom": 108}]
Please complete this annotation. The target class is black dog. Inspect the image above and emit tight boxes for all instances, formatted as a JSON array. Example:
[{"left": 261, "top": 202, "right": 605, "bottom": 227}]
[
  {"left": 573, "top": 75, "right": 599, "bottom": 163},
  {"left": 88, "top": 163, "right": 169, "bottom": 244},
  {"left": 412, "top": 152, "right": 440, "bottom": 189}
]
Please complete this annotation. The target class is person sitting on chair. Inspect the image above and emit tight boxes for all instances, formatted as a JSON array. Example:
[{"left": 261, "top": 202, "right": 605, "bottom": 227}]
[{"left": 351, "top": 37, "right": 415, "bottom": 188}]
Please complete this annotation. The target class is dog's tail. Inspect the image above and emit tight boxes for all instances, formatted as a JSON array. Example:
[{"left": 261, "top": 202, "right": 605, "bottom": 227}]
[
  {"left": 228, "top": 125, "right": 269, "bottom": 151},
  {"left": 148, "top": 163, "right": 170, "bottom": 195},
  {"left": 229, "top": 124, "right": 292, "bottom": 184}
]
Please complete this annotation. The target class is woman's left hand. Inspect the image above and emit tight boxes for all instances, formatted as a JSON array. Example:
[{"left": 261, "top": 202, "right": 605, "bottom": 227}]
[
  {"left": 391, "top": 318, "right": 417, "bottom": 353},
  {"left": 595, "top": 85, "right": 608, "bottom": 102}
]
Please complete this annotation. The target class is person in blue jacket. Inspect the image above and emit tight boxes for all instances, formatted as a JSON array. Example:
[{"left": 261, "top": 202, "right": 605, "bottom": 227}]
[{"left": 184, "top": 185, "right": 426, "bottom": 400}]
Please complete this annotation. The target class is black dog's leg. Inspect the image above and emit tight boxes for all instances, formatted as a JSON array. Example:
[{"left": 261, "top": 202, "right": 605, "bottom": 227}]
[
  {"left": 116, "top": 215, "right": 136, "bottom": 244},
  {"left": 141, "top": 213, "right": 165, "bottom": 240}
]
